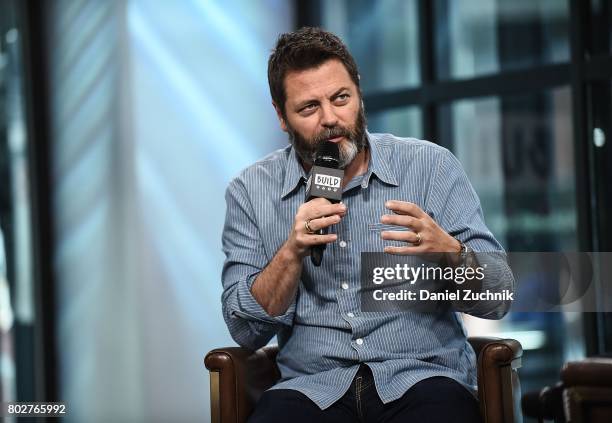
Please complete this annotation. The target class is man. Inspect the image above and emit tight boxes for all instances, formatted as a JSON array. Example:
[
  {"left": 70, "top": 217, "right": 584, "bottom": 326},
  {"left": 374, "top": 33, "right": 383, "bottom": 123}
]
[{"left": 221, "top": 27, "right": 513, "bottom": 422}]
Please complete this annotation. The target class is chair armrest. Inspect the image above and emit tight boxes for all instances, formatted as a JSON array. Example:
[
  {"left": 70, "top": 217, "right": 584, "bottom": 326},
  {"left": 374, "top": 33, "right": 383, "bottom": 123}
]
[
  {"left": 468, "top": 336, "right": 523, "bottom": 365},
  {"left": 469, "top": 336, "right": 523, "bottom": 423},
  {"left": 205, "top": 346, "right": 280, "bottom": 423}
]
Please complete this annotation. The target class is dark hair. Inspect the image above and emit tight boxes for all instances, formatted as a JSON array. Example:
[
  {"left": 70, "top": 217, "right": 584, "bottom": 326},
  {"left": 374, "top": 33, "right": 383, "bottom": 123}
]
[{"left": 267, "top": 27, "right": 360, "bottom": 116}]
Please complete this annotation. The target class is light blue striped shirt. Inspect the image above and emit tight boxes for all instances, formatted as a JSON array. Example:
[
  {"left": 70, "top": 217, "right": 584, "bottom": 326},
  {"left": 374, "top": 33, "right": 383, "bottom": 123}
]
[{"left": 221, "top": 133, "right": 513, "bottom": 410}]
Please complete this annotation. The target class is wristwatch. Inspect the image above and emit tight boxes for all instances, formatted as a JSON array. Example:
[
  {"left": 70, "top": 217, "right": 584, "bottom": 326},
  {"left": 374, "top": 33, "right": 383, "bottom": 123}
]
[{"left": 456, "top": 239, "right": 473, "bottom": 267}]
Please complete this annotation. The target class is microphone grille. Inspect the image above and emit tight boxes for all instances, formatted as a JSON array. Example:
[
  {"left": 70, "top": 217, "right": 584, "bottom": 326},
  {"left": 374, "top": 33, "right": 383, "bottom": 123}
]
[{"left": 314, "top": 142, "right": 340, "bottom": 167}]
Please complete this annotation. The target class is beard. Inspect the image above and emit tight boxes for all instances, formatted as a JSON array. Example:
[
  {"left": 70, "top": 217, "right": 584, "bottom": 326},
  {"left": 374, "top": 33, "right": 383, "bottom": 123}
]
[{"left": 286, "top": 103, "right": 368, "bottom": 169}]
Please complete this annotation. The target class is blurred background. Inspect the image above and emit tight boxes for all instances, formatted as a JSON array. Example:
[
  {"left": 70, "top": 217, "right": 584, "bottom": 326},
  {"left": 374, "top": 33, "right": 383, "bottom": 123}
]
[{"left": 0, "top": 0, "right": 611, "bottom": 422}]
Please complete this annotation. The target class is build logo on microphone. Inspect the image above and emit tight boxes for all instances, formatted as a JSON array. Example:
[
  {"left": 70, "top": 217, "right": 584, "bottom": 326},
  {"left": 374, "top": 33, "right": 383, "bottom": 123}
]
[{"left": 314, "top": 174, "right": 341, "bottom": 192}]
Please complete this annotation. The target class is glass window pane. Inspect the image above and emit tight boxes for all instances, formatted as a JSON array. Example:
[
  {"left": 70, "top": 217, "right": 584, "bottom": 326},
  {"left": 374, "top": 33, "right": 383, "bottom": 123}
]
[
  {"left": 367, "top": 107, "right": 422, "bottom": 139},
  {"left": 591, "top": 0, "right": 612, "bottom": 55},
  {"left": 435, "top": 0, "right": 570, "bottom": 80},
  {"left": 438, "top": 87, "right": 584, "bottom": 393},
  {"left": 588, "top": 80, "right": 612, "bottom": 353},
  {"left": 0, "top": 0, "right": 36, "bottom": 404},
  {"left": 322, "top": 0, "right": 420, "bottom": 92}
]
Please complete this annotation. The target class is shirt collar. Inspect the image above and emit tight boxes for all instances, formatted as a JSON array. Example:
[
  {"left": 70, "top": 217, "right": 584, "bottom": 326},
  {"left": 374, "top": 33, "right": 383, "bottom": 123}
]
[
  {"left": 281, "top": 146, "right": 308, "bottom": 199},
  {"left": 280, "top": 132, "right": 399, "bottom": 199},
  {"left": 361, "top": 131, "right": 399, "bottom": 189}
]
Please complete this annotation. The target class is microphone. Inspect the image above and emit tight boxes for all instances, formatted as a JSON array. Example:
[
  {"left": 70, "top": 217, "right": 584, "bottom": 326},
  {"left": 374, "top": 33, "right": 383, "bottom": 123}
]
[{"left": 305, "top": 142, "right": 344, "bottom": 266}]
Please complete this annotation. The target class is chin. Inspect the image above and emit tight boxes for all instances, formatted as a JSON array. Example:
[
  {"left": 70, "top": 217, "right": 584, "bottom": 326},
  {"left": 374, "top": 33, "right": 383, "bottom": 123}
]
[{"left": 338, "top": 144, "right": 359, "bottom": 169}]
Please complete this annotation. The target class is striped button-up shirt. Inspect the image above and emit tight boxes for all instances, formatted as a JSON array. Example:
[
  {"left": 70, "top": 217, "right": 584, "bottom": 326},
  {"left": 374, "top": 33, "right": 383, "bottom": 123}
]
[{"left": 221, "top": 133, "right": 513, "bottom": 410}]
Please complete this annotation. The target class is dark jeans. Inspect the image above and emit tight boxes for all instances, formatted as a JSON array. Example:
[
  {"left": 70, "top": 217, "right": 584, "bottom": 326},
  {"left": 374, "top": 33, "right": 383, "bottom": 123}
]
[{"left": 247, "top": 364, "right": 482, "bottom": 423}]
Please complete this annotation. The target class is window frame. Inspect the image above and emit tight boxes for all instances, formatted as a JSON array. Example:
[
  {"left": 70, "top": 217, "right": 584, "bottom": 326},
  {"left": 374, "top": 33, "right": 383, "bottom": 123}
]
[{"left": 298, "top": 0, "right": 612, "bottom": 356}]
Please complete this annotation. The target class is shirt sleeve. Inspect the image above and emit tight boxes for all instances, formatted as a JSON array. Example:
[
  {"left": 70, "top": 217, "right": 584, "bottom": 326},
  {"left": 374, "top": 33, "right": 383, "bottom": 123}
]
[
  {"left": 425, "top": 148, "right": 515, "bottom": 319},
  {"left": 221, "top": 178, "right": 296, "bottom": 350}
]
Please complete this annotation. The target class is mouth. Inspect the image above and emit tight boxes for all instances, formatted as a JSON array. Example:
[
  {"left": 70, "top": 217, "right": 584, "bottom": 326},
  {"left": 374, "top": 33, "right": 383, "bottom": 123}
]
[{"left": 327, "top": 136, "right": 344, "bottom": 143}]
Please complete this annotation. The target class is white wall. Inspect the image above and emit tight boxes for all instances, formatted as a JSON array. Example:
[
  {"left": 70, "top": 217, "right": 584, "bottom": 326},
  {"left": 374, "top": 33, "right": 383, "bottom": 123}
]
[{"left": 48, "top": 1, "right": 293, "bottom": 421}]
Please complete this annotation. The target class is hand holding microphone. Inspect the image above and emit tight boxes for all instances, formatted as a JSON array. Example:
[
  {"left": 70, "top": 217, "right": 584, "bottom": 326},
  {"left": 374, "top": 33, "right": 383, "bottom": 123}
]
[
  {"left": 285, "top": 198, "right": 345, "bottom": 258},
  {"left": 285, "top": 142, "right": 345, "bottom": 266}
]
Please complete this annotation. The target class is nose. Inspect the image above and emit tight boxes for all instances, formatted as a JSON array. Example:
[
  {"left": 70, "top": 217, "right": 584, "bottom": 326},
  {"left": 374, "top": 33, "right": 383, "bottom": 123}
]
[{"left": 320, "top": 102, "right": 338, "bottom": 128}]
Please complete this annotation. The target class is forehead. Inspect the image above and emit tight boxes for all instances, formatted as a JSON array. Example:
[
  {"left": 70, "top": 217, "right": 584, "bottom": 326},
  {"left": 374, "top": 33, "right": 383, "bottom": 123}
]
[{"left": 283, "top": 59, "right": 356, "bottom": 105}]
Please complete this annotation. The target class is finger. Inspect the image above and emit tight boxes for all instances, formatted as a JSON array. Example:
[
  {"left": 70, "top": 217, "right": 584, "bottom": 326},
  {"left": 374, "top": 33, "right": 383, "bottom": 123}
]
[
  {"left": 383, "top": 245, "right": 421, "bottom": 255},
  {"left": 303, "top": 233, "right": 338, "bottom": 246},
  {"left": 381, "top": 230, "right": 421, "bottom": 244},
  {"left": 385, "top": 200, "right": 427, "bottom": 218},
  {"left": 306, "top": 215, "right": 341, "bottom": 232},
  {"left": 380, "top": 214, "right": 423, "bottom": 230},
  {"left": 309, "top": 197, "right": 332, "bottom": 207},
  {"left": 306, "top": 202, "right": 347, "bottom": 220}
]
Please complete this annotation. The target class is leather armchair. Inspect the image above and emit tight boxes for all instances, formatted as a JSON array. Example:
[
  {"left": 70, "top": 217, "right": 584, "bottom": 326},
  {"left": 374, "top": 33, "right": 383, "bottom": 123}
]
[
  {"left": 205, "top": 336, "right": 522, "bottom": 423},
  {"left": 523, "top": 357, "right": 612, "bottom": 422},
  {"left": 562, "top": 358, "right": 612, "bottom": 422}
]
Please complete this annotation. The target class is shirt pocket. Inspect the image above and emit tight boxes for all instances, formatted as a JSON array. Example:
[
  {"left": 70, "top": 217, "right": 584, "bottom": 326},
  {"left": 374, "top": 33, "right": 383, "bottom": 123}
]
[
  {"left": 367, "top": 223, "right": 412, "bottom": 249},
  {"left": 367, "top": 223, "right": 411, "bottom": 232}
]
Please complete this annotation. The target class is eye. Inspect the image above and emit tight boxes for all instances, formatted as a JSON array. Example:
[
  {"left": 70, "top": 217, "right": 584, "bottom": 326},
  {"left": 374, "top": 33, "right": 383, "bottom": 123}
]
[
  {"left": 299, "top": 104, "right": 317, "bottom": 115},
  {"left": 334, "top": 94, "right": 350, "bottom": 104}
]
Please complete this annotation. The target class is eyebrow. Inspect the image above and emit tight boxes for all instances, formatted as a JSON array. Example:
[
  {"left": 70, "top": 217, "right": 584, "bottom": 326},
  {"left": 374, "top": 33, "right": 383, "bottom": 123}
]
[
  {"left": 330, "top": 87, "right": 350, "bottom": 98},
  {"left": 294, "top": 87, "right": 351, "bottom": 110}
]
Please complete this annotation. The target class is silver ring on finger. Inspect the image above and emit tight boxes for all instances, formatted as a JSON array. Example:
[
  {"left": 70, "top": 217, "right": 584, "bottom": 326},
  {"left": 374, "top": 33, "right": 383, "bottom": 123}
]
[{"left": 304, "top": 219, "right": 315, "bottom": 234}]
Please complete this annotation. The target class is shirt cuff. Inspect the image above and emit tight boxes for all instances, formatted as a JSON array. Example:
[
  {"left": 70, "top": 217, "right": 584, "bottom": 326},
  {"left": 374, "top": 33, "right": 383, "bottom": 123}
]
[
  {"left": 458, "top": 252, "right": 514, "bottom": 317},
  {"left": 233, "top": 272, "right": 295, "bottom": 327}
]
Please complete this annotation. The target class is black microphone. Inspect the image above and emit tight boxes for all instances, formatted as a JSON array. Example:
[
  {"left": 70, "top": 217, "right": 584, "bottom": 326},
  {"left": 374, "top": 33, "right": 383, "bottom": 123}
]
[{"left": 305, "top": 142, "right": 344, "bottom": 266}]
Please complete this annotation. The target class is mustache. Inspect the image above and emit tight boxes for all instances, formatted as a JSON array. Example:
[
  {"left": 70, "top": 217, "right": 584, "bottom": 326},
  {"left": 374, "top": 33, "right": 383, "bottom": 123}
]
[{"left": 312, "top": 126, "right": 353, "bottom": 145}]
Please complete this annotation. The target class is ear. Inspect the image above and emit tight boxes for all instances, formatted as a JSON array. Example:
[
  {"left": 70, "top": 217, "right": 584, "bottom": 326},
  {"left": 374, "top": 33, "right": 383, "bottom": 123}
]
[{"left": 273, "top": 102, "right": 288, "bottom": 132}]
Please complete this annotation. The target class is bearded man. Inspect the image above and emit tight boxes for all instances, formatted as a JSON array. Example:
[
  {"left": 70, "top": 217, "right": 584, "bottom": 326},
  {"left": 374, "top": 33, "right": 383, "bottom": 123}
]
[{"left": 220, "top": 27, "right": 513, "bottom": 423}]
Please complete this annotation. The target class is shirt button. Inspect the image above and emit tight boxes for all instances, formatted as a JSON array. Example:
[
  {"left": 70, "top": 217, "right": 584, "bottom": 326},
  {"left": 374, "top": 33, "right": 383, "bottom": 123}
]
[
  {"left": 347, "top": 312, "right": 355, "bottom": 318},
  {"left": 356, "top": 338, "right": 364, "bottom": 345},
  {"left": 341, "top": 282, "right": 349, "bottom": 290},
  {"left": 339, "top": 240, "right": 347, "bottom": 248}
]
